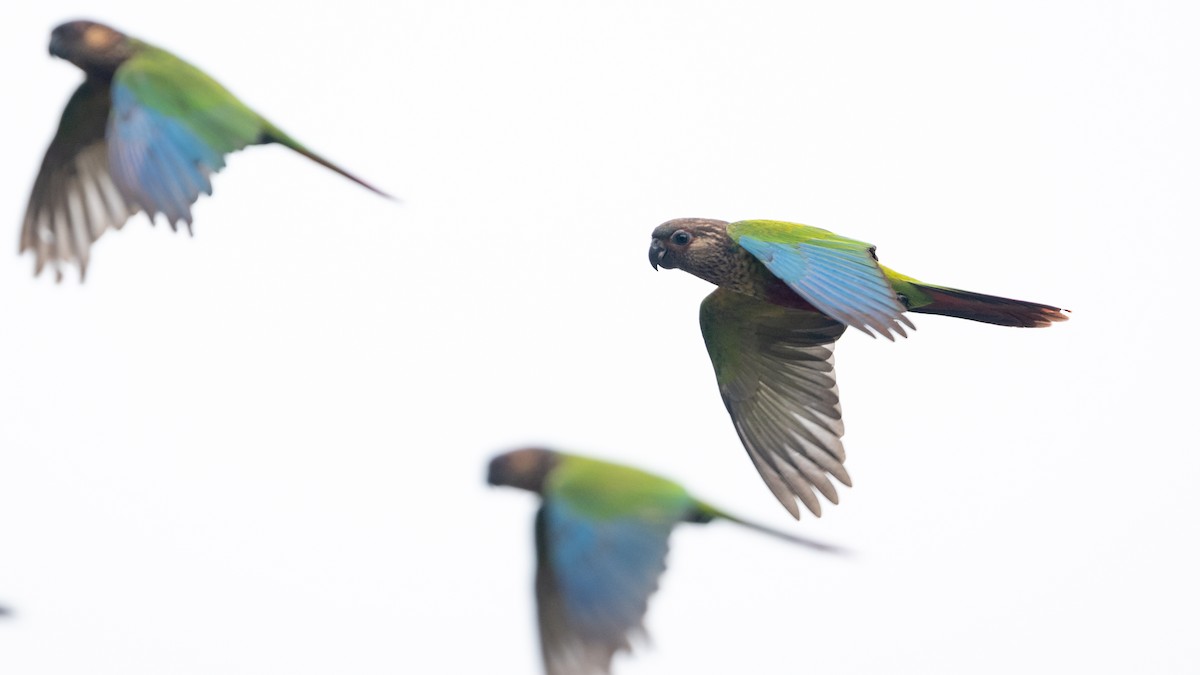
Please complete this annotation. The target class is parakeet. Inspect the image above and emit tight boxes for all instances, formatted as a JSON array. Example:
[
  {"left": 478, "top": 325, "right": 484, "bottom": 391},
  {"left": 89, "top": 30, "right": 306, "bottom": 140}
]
[
  {"left": 649, "top": 218, "right": 1068, "bottom": 518},
  {"left": 21, "top": 19, "right": 391, "bottom": 281},
  {"left": 488, "top": 447, "right": 838, "bottom": 675}
]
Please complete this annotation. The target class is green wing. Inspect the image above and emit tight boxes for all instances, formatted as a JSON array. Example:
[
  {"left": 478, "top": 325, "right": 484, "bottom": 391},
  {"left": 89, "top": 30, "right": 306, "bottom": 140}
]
[
  {"left": 105, "top": 45, "right": 270, "bottom": 226},
  {"left": 113, "top": 45, "right": 388, "bottom": 207},
  {"left": 116, "top": 45, "right": 266, "bottom": 154},
  {"left": 549, "top": 454, "right": 696, "bottom": 521},
  {"left": 20, "top": 45, "right": 269, "bottom": 280},
  {"left": 700, "top": 287, "right": 850, "bottom": 519},
  {"left": 536, "top": 455, "right": 694, "bottom": 675},
  {"left": 729, "top": 219, "right": 913, "bottom": 339}
]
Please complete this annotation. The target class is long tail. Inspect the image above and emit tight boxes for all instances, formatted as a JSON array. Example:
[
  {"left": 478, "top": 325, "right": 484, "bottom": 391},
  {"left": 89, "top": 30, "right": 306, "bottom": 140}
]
[
  {"left": 693, "top": 504, "right": 848, "bottom": 554},
  {"left": 263, "top": 129, "right": 396, "bottom": 200},
  {"left": 906, "top": 283, "right": 1070, "bottom": 327}
]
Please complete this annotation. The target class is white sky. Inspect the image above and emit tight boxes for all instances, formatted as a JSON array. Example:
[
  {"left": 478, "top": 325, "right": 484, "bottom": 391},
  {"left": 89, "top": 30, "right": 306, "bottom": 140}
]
[{"left": 1, "top": 1, "right": 1197, "bottom": 673}]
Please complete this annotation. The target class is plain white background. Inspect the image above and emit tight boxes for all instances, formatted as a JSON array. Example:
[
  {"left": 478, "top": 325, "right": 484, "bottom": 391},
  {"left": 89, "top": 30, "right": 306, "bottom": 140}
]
[{"left": 1, "top": 1, "right": 1196, "bottom": 673}]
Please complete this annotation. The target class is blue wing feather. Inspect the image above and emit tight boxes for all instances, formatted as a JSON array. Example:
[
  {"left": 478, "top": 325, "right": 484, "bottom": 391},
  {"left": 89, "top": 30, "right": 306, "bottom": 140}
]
[
  {"left": 542, "top": 500, "right": 677, "bottom": 645},
  {"left": 737, "top": 235, "right": 913, "bottom": 340},
  {"left": 107, "top": 82, "right": 226, "bottom": 228}
]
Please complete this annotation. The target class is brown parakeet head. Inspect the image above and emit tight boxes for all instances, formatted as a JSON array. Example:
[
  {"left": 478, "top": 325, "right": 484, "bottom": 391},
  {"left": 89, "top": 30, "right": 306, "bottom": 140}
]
[{"left": 49, "top": 20, "right": 138, "bottom": 76}]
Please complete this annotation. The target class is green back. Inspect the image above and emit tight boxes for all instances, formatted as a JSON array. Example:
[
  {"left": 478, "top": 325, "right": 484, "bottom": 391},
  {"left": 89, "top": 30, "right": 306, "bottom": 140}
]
[
  {"left": 729, "top": 219, "right": 873, "bottom": 250},
  {"left": 728, "top": 220, "right": 937, "bottom": 307},
  {"left": 116, "top": 43, "right": 267, "bottom": 154},
  {"left": 880, "top": 265, "right": 936, "bottom": 309},
  {"left": 548, "top": 455, "right": 696, "bottom": 522}
]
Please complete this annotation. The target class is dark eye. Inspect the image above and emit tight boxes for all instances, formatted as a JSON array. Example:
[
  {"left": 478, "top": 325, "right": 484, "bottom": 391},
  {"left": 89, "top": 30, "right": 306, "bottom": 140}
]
[{"left": 671, "top": 230, "right": 692, "bottom": 246}]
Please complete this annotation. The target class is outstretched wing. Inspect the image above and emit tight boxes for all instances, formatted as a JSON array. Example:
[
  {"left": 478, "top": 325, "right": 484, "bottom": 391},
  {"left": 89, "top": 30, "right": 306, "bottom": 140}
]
[
  {"left": 729, "top": 219, "right": 913, "bottom": 340},
  {"left": 700, "top": 287, "right": 850, "bottom": 519},
  {"left": 106, "top": 46, "right": 266, "bottom": 228},
  {"left": 20, "top": 77, "right": 136, "bottom": 280},
  {"left": 534, "top": 493, "right": 683, "bottom": 674}
]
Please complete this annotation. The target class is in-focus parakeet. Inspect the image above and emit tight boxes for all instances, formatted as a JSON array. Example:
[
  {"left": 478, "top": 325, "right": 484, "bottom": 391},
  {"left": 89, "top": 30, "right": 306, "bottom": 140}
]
[
  {"left": 488, "top": 447, "right": 838, "bottom": 675},
  {"left": 22, "top": 19, "right": 391, "bottom": 280},
  {"left": 649, "top": 217, "right": 1068, "bottom": 518}
]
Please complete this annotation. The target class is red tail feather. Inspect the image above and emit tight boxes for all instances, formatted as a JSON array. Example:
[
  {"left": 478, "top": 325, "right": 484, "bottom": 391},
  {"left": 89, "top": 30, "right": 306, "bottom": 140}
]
[{"left": 907, "top": 285, "right": 1069, "bottom": 327}]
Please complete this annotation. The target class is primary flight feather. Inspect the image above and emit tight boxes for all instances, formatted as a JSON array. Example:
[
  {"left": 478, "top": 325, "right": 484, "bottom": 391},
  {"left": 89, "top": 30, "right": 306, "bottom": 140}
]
[
  {"left": 22, "top": 19, "right": 391, "bottom": 281},
  {"left": 649, "top": 217, "right": 1068, "bottom": 518}
]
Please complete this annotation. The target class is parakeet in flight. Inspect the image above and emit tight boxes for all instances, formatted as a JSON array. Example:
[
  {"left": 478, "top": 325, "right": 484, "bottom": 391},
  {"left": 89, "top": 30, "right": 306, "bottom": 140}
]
[
  {"left": 649, "top": 218, "right": 1068, "bottom": 518},
  {"left": 21, "top": 19, "right": 391, "bottom": 281},
  {"left": 488, "top": 447, "right": 839, "bottom": 675}
]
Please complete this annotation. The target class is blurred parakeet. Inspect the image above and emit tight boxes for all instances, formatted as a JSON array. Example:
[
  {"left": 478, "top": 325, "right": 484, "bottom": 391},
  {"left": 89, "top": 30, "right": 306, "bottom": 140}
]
[
  {"left": 649, "top": 218, "right": 1068, "bottom": 518},
  {"left": 21, "top": 19, "right": 390, "bottom": 280},
  {"left": 488, "top": 447, "right": 838, "bottom": 675}
]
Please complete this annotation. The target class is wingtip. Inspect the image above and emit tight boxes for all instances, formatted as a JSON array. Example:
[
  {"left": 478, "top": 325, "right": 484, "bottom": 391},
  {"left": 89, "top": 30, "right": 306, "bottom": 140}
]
[{"left": 856, "top": 325, "right": 880, "bottom": 340}]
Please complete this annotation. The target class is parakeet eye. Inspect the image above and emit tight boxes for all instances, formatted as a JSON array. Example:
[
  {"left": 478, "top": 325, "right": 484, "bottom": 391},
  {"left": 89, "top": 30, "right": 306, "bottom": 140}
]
[{"left": 671, "top": 230, "right": 692, "bottom": 246}]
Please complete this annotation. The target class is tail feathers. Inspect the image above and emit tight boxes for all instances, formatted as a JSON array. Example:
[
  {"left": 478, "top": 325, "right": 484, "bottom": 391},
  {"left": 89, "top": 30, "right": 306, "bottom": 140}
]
[
  {"left": 263, "top": 130, "right": 396, "bottom": 200},
  {"left": 907, "top": 284, "right": 1069, "bottom": 327},
  {"left": 692, "top": 504, "right": 847, "bottom": 554}
]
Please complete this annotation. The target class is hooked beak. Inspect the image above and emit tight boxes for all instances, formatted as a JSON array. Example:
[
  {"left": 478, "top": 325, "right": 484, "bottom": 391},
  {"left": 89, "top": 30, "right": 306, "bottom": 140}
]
[
  {"left": 48, "top": 26, "right": 72, "bottom": 59},
  {"left": 649, "top": 239, "right": 666, "bottom": 270},
  {"left": 485, "top": 457, "right": 503, "bottom": 487}
]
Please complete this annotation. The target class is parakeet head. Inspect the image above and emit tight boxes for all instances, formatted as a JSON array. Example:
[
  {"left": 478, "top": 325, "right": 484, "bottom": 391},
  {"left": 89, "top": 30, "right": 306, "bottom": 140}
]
[
  {"left": 649, "top": 217, "right": 739, "bottom": 280},
  {"left": 487, "top": 448, "right": 560, "bottom": 495},
  {"left": 50, "top": 20, "right": 137, "bottom": 75}
]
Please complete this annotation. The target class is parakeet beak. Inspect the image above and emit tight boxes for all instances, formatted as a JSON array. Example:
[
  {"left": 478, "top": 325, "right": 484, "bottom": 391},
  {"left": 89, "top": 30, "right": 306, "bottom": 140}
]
[
  {"left": 649, "top": 239, "right": 666, "bottom": 270},
  {"left": 486, "top": 456, "right": 505, "bottom": 487},
  {"left": 48, "top": 31, "right": 65, "bottom": 58}
]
